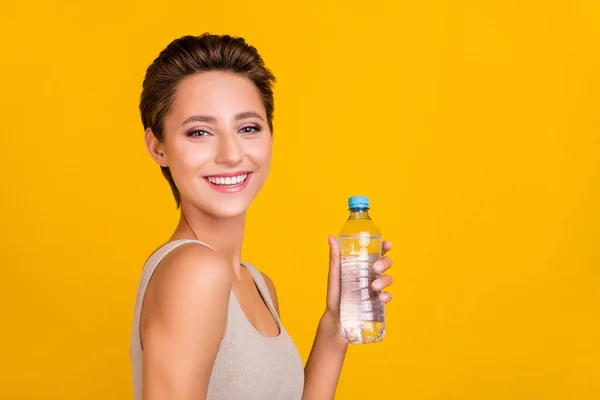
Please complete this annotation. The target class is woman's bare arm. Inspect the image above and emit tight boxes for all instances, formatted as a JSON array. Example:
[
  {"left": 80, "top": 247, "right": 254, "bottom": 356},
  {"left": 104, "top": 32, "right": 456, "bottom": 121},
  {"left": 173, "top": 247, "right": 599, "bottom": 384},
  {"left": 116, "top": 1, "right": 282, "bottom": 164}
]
[{"left": 140, "top": 244, "right": 232, "bottom": 400}]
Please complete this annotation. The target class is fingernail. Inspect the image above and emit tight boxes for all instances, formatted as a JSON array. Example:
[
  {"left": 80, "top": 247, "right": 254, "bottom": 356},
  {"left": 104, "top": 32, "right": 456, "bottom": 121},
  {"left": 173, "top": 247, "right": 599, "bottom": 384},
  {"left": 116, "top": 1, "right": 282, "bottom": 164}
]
[
  {"left": 373, "top": 282, "right": 382, "bottom": 290},
  {"left": 381, "top": 293, "right": 391, "bottom": 302},
  {"left": 373, "top": 263, "right": 381, "bottom": 272}
]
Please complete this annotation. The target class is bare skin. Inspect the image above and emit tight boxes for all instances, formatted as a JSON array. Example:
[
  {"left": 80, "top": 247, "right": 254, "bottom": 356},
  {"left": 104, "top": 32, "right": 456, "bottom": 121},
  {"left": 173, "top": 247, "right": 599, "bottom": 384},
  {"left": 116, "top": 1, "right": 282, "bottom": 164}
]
[{"left": 139, "top": 71, "right": 394, "bottom": 399}]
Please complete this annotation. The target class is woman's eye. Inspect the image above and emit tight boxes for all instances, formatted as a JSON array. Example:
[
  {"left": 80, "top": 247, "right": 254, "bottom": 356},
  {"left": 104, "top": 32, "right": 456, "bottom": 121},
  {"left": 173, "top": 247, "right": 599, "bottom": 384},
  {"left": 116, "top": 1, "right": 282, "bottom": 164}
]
[
  {"left": 240, "top": 125, "right": 261, "bottom": 134},
  {"left": 187, "top": 130, "right": 211, "bottom": 137}
]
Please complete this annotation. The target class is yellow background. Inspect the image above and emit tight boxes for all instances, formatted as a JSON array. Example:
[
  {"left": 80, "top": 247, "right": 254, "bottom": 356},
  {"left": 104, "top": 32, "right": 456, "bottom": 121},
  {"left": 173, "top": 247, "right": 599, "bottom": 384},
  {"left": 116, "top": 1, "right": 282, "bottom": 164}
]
[{"left": 1, "top": 0, "right": 599, "bottom": 398}]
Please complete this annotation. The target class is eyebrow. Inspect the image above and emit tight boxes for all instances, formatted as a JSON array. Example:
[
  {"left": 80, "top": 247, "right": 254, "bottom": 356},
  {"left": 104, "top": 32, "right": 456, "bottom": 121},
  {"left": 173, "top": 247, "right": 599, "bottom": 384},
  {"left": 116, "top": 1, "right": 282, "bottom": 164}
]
[
  {"left": 181, "top": 111, "right": 264, "bottom": 126},
  {"left": 234, "top": 111, "right": 264, "bottom": 121}
]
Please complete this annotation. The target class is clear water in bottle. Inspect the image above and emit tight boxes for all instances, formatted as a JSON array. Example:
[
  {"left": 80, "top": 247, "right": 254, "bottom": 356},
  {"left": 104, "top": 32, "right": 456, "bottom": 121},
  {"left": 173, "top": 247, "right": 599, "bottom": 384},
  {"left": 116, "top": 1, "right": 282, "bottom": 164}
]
[{"left": 339, "top": 196, "right": 386, "bottom": 344}]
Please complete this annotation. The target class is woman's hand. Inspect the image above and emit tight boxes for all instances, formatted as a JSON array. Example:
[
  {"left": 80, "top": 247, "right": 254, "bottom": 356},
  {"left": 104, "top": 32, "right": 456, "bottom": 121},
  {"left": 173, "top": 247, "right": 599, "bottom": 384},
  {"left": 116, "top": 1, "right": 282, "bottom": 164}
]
[
  {"left": 324, "top": 235, "right": 394, "bottom": 325},
  {"left": 303, "top": 236, "right": 394, "bottom": 398}
]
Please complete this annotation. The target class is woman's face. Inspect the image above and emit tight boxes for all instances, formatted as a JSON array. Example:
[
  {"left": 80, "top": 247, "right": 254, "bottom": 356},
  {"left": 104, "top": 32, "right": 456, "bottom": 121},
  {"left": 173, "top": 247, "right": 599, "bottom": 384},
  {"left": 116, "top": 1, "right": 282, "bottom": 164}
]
[{"left": 148, "top": 71, "right": 272, "bottom": 218}]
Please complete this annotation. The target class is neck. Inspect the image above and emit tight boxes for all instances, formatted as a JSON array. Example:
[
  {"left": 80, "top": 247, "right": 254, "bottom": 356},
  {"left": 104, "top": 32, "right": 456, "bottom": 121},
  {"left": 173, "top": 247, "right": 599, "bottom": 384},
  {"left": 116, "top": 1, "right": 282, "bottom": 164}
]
[
  {"left": 171, "top": 201, "right": 246, "bottom": 269},
  {"left": 349, "top": 210, "right": 370, "bottom": 219}
]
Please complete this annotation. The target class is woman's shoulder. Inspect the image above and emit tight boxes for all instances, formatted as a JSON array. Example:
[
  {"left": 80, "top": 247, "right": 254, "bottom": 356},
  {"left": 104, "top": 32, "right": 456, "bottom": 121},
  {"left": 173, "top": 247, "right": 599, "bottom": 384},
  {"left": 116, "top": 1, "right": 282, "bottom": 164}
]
[
  {"left": 155, "top": 240, "right": 232, "bottom": 285},
  {"left": 141, "top": 240, "right": 233, "bottom": 307},
  {"left": 142, "top": 240, "right": 233, "bottom": 325}
]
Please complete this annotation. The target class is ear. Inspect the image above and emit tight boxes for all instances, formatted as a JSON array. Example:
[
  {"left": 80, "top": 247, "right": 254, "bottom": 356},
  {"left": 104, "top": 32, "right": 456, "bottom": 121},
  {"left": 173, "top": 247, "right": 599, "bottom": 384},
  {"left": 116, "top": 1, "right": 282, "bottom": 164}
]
[{"left": 144, "top": 128, "right": 168, "bottom": 167}]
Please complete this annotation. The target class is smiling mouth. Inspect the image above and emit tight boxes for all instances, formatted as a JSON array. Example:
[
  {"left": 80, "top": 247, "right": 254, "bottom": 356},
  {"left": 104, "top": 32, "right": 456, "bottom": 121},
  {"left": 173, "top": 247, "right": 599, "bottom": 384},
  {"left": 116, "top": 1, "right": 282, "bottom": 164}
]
[{"left": 205, "top": 173, "right": 250, "bottom": 188}]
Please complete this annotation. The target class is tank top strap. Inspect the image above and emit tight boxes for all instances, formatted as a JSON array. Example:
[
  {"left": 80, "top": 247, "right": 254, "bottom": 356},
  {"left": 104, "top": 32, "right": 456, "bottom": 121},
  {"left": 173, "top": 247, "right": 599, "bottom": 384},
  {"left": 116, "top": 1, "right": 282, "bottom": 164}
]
[{"left": 241, "top": 262, "right": 281, "bottom": 321}]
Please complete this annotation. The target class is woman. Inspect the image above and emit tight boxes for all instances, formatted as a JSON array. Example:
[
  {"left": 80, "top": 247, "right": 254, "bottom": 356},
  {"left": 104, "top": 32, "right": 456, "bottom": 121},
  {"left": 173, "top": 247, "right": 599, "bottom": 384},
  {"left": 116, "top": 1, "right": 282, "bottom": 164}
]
[{"left": 130, "top": 33, "right": 394, "bottom": 400}]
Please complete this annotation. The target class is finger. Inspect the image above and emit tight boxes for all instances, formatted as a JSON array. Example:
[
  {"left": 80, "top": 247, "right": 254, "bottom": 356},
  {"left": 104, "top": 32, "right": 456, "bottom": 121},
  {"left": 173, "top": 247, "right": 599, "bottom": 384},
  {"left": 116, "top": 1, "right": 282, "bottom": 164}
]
[
  {"left": 379, "top": 292, "right": 392, "bottom": 303},
  {"left": 381, "top": 241, "right": 392, "bottom": 256},
  {"left": 372, "top": 274, "right": 393, "bottom": 291},
  {"left": 373, "top": 256, "right": 393, "bottom": 274}
]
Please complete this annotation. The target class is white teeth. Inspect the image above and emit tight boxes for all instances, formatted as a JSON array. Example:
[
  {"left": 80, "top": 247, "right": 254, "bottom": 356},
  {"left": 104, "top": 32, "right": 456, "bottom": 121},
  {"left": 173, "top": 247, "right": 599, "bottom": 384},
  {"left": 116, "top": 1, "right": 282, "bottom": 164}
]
[{"left": 207, "top": 173, "right": 249, "bottom": 186}]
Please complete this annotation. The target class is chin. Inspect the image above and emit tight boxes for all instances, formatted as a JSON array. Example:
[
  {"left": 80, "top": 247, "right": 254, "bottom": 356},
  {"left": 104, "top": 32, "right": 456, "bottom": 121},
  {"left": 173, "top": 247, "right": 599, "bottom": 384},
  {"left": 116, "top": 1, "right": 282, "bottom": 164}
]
[
  {"left": 184, "top": 194, "right": 254, "bottom": 219},
  {"left": 203, "top": 202, "right": 251, "bottom": 219}
]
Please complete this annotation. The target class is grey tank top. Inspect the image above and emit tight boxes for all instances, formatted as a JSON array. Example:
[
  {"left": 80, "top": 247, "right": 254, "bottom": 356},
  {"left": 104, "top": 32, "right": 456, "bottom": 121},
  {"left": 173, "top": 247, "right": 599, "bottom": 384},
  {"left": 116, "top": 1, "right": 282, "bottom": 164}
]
[{"left": 130, "top": 239, "right": 305, "bottom": 400}]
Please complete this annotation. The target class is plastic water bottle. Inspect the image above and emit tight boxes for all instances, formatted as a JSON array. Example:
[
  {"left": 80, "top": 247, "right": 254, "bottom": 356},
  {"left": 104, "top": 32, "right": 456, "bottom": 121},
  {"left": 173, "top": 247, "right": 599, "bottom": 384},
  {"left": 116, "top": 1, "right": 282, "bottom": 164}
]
[{"left": 339, "top": 196, "right": 385, "bottom": 344}]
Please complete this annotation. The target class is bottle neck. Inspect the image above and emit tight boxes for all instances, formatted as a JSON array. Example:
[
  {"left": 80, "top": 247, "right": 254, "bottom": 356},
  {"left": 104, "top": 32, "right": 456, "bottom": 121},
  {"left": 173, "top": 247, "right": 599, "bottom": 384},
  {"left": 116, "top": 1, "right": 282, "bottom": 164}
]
[{"left": 348, "top": 209, "right": 371, "bottom": 220}]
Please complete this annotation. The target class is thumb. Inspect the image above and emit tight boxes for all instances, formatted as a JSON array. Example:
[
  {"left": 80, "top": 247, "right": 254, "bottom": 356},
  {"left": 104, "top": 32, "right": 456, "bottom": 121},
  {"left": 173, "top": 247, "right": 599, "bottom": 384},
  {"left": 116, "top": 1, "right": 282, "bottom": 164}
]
[
  {"left": 328, "top": 235, "right": 341, "bottom": 271},
  {"left": 327, "top": 235, "right": 341, "bottom": 291}
]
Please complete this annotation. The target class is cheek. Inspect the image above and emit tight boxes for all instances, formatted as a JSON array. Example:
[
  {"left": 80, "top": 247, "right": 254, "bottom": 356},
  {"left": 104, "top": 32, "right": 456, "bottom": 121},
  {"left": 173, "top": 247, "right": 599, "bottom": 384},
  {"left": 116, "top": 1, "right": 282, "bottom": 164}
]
[
  {"left": 168, "top": 140, "right": 213, "bottom": 172},
  {"left": 245, "top": 137, "right": 272, "bottom": 166}
]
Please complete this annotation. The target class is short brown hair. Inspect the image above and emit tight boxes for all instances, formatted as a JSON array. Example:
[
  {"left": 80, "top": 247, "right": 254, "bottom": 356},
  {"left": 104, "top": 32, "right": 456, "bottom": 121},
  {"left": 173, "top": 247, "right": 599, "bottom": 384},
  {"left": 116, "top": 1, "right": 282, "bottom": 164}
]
[{"left": 139, "top": 33, "right": 276, "bottom": 207}]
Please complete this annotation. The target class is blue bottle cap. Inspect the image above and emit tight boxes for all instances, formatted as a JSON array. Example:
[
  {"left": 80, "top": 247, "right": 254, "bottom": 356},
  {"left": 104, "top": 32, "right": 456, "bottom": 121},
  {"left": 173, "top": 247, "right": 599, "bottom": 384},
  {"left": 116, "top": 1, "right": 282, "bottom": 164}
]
[{"left": 348, "top": 196, "right": 369, "bottom": 210}]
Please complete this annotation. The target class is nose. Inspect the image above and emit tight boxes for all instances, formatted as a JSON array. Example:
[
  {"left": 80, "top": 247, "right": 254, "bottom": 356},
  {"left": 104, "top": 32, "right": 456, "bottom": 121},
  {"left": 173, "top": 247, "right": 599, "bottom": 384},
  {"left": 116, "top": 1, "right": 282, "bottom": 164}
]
[{"left": 215, "top": 133, "right": 243, "bottom": 166}]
